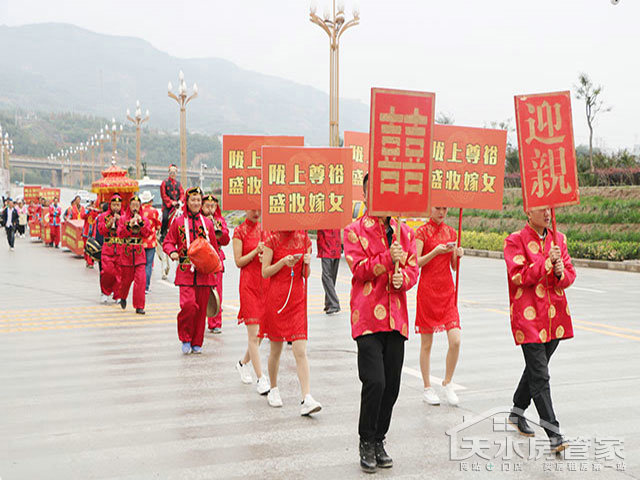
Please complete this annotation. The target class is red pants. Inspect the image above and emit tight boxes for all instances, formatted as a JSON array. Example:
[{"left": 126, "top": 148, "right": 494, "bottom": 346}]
[
  {"left": 101, "top": 254, "right": 121, "bottom": 299},
  {"left": 50, "top": 225, "right": 61, "bottom": 246},
  {"left": 178, "top": 285, "right": 210, "bottom": 347},
  {"left": 120, "top": 264, "right": 146, "bottom": 309},
  {"left": 207, "top": 273, "right": 223, "bottom": 329}
]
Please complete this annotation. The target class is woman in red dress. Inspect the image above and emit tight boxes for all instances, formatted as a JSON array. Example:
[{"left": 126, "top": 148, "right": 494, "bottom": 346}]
[
  {"left": 415, "top": 207, "right": 464, "bottom": 406},
  {"left": 232, "top": 209, "right": 270, "bottom": 395},
  {"left": 260, "top": 230, "right": 322, "bottom": 416}
]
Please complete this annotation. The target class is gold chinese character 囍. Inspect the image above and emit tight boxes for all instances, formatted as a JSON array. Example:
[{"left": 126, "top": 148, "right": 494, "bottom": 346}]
[
  {"left": 268, "top": 164, "right": 286, "bottom": 185},
  {"left": 288, "top": 192, "right": 306, "bottom": 213},
  {"left": 269, "top": 193, "right": 286, "bottom": 214},
  {"left": 291, "top": 164, "right": 306, "bottom": 185},
  {"left": 379, "top": 106, "right": 403, "bottom": 157},
  {"left": 483, "top": 145, "right": 498, "bottom": 165},
  {"left": 228, "top": 177, "right": 244, "bottom": 195},
  {"left": 433, "top": 141, "right": 445, "bottom": 162},
  {"left": 380, "top": 170, "right": 400, "bottom": 194},
  {"left": 328, "top": 192, "right": 344, "bottom": 212},
  {"left": 447, "top": 142, "right": 463, "bottom": 163},
  {"left": 431, "top": 169, "right": 444, "bottom": 189},
  {"left": 329, "top": 164, "right": 345, "bottom": 184},
  {"left": 404, "top": 171, "right": 424, "bottom": 194},
  {"left": 465, "top": 144, "right": 481, "bottom": 164},
  {"left": 481, "top": 172, "right": 496, "bottom": 193},
  {"left": 309, "top": 164, "right": 326, "bottom": 184},
  {"left": 309, "top": 192, "right": 326, "bottom": 213},
  {"left": 248, "top": 151, "right": 261, "bottom": 169},
  {"left": 228, "top": 150, "right": 244, "bottom": 169},
  {"left": 445, "top": 170, "right": 462, "bottom": 191},
  {"left": 525, "top": 101, "right": 565, "bottom": 145},
  {"left": 353, "top": 168, "right": 364, "bottom": 187},
  {"left": 247, "top": 176, "right": 261, "bottom": 195},
  {"left": 352, "top": 145, "right": 364, "bottom": 163},
  {"left": 463, "top": 171, "right": 480, "bottom": 192}
]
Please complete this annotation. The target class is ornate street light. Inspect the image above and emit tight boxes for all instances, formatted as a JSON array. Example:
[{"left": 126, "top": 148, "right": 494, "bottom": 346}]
[
  {"left": 168, "top": 70, "right": 198, "bottom": 185},
  {"left": 108, "top": 118, "right": 124, "bottom": 161},
  {"left": 126, "top": 100, "right": 150, "bottom": 180}
]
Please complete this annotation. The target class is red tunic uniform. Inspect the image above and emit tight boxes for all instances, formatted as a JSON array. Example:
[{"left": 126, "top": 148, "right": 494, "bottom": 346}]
[
  {"left": 97, "top": 210, "right": 122, "bottom": 299},
  {"left": 141, "top": 204, "right": 161, "bottom": 249},
  {"left": 207, "top": 206, "right": 230, "bottom": 330},
  {"left": 504, "top": 224, "right": 576, "bottom": 345},
  {"left": 233, "top": 219, "right": 267, "bottom": 325},
  {"left": 260, "top": 230, "right": 311, "bottom": 342},
  {"left": 49, "top": 204, "right": 62, "bottom": 247},
  {"left": 81, "top": 207, "right": 100, "bottom": 266},
  {"left": 160, "top": 178, "right": 184, "bottom": 210},
  {"left": 163, "top": 211, "right": 219, "bottom": 348},
  {"left": 316, "top": 229, "right": 342, "bottom": 258},
  {"left": 117, "top": 210, "right": 151, "bottom": 310},
  {"left": 415, "top": 219, "right": 460, "bottom": 334}
]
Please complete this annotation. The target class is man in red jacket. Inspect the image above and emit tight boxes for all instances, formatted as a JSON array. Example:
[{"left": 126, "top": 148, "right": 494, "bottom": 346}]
[
  {"left": 317, "top": 229, "right": 342, "bottom": 315},
  {"left": 117, "top": 195, "right": 151, "bottom": 314},
  {"left": 160, "top": 164, "right": 184, "bottom": 240},
  {"left": 163, "top": 187, "right": 220, "bottom": 354},
  {"left": 504, "top": 206, "right": 576, "bottom": 454},
  {"left": 343, "top": 174, "right": 419, "bottom": 473},
  {"left": 97, "top": 194, "right": 123, "bottom": 304}
]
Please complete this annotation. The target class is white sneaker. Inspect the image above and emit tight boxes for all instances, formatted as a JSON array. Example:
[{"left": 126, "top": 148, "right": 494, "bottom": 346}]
[
  {"left": 235, "top": 361, "right": 253, "bottom": 384},
  {"left": 423, "top": 387, "right": 440, "bottom": 405},
  {"left": 100, "top": 294, "right": 110, "bottom": 304},
  {"left": 443, "top": 383, "right": 459, "bottom": 406},
  {"left": 256, "top": 376, "right": 270, "bottom": 395},
  {"left": 300, "top": 394, "right": 322, "bottom": 416},
  {"left": 267, "top": 387, "right": 283, "bottom": 408}
]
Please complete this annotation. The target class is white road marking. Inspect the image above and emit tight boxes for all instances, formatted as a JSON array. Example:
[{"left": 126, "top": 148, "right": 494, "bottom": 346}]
[{"left": 402, "top": 366, "right": 467, "bottom": 391}]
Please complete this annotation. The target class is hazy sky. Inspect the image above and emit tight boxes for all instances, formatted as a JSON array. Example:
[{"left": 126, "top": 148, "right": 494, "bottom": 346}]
[{"left": 1, "top": 0, "right": 638, "bottom": 149}]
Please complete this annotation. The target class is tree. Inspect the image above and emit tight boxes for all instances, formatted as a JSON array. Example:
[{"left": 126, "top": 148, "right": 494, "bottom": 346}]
[
  {"left": 575, "top": 73, "right": 612, "bottom": 173},
  {"left": 435, "top": 112, "right": 455, "bottom": 125}
]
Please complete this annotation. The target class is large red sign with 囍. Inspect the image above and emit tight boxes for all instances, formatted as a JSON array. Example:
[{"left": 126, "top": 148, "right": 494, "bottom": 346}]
[
  {"left": 514, "top": 91, "right": 579, "bottom": 210},
  {"left": 344, "top": 131, "right": 370, "bottom": 202},
  {"left": 368, "top": 88, "right": 435, "bottom": 217},
  {"left": 23, "top": 185, "right": 42, "bottom": 204},
  {"left": 261, "top": 146, "right": 352, "bottom": 231},
  {"left": 430, "top": 125, "right": 507, "bottom": 210},
  {"left": 222, "top": 135, "right": 305, "bottom": 211}
]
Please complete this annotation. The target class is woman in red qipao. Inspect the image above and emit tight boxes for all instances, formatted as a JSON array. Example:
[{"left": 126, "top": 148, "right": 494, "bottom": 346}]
[
  {"left": 415, "top": 206, "right": 464, "bottom": 406},
  {"left": 232, "top": 209, "right": 270, "bottom": 395},
  {"left": 260, "top": 229, "right": 322, "bottom": 416}
]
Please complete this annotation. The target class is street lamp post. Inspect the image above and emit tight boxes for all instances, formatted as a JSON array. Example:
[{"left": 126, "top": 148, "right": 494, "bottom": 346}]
[
  {"left": 108, "top": 118, "right": 124, "bottom": 162},
  {"left": 97, "top": 129, "right": 109, "bottom": 169},
  {"left": 168, "top": 70, "right": 198, "bottom": 186},
  {"left": 126, "top": 100, "right": 150, "bottom": 179},
  {"left": 199, "top": 163, "right": 208, "bottom": 190},
  {"left": 88, "top": 138, "right": 97, "bottom": 183},
  {"left": 310, "top": 0, "right": 360, "bottom": 147},
  {"left": 2, "top": 134, "right": 14, "bottom": 171}
]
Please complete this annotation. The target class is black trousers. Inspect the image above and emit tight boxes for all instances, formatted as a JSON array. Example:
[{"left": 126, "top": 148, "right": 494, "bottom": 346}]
[
  {"left": 513, "top": 339, "right": 560, "bottom": 438},
  {"left": 16, "top": 224, "right": 25, "bottom": 235},
  {"left": 161, "top": 207, "right": 171, "bottom": 241},
  {"left": 321, "top": 257, "right": 340, "bottom": 311},
  {"left": 357, "top": 330, "right": 406, "bottom": 442},
  {"left": 5, "top": 226, "right": 15, "bottom": 248}
]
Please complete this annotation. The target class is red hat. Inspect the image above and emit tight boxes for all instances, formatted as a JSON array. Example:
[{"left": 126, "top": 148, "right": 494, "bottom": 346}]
[{"left": 110, "top": 193, "right": 122, "bottom": 203}]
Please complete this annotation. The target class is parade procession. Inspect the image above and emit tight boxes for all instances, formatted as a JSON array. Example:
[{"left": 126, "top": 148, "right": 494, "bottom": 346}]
[{"left": 1, "top": 1, "right": 639, "bottom": 479}]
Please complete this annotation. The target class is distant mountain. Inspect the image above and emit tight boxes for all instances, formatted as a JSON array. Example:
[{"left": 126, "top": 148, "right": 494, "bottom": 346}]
[{"left": 0, "top": 23, "right": 368, "bottom": 145}]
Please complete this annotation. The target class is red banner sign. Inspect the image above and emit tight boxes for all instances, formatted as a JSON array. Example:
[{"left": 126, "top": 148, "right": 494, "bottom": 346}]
[
  {"left": 261, "top": 146, "right": 352, "bottom": 231},
  {"left": 430, "top": 125, "right": 507, "bottom": 210},
  {"left": 40, "top": 187, "right": 61, "bottom": 203},
  {"left": 222, "top": 135, "right": 305, "bottom": 210},
  {"left": 344, "top": 131, "right": 370, "bottom": 203},
  {"left": 515, "top": 91, "right": 579, "bottom": 210},
  {"left": 62, "top": 220, "right": 85, "bottom": 256},
  {"left": 23, "top": 185, "right": 42, "bottom": 204},
  {"left": 368, "top": 88, "right": 435, "bottom": 217}
]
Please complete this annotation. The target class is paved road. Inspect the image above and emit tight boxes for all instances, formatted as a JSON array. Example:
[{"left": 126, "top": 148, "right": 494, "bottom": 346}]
[{"left": 0, "top": 231, "right": 638, "bottom": 479}]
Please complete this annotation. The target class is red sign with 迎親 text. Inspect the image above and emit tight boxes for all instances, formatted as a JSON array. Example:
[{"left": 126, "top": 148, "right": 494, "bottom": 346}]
[
  {"left": 222, "top": 135, "right": 305, "bottom": 210},
  {"left": 514, "top": 91, "right": 580, "bottom": 210},
  {"left": 368, "top": 88, "right": 435, "bottom": 217},
  {"left": 261, "top": 146, "right": 352, "bottom": 231},
  {"left": 344, "top": 131, "right": 369, "bottom": 202},
  {"left": 430, "top": 125, "right": 507, "bottom": 210}
]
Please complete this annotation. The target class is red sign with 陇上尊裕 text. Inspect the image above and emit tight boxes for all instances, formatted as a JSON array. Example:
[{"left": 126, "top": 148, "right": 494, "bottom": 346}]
[
  {"left": 514, "top": 91, "right": 579, "bottom": 210},
  {"left": 368, "top": 88, "right": 435, "bottom": 217},
  {"left": 261, "top": 146, "right": 352, "bottom": 231},
  {"left": 430, "top": 125, "right": 507, "bottom": 210},
  {"left": 23, "top": 185, "right": 42, "bottom": 204},
  {"left": 344, "top": 131, "right": 369, "bottom": 202},
  {"left": 222, "top": 135, "right": 305, "bottom": 210}
]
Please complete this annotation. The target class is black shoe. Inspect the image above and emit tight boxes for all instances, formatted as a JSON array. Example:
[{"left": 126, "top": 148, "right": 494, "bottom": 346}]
[
  {"left": 135, "top": 308, "right": 145, "bottom": 315},
  {"left": 375, "top": 441, "right": 393, "bottom": 468},
  {"left": 359, "top": 440, "right": 377, "bottom": 474},
  {"left": 120, "top": 299, "right": 127, "bottom": 310},
  {"left": 549, "top": 434, "right": 568, "bottom": 454},
  {"left": 508, "top": 410, "right": 535, "bottom": 437},
  {"left": 326, "top": 308, "right": 341, "bottom": 315}
]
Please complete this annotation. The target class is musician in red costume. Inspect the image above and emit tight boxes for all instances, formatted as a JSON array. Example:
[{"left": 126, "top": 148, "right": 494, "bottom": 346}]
[
  {"left": 48, "top": 197, "right": 62, "bottom": 248},
  {"left": 97, "top": 194, "right": 123, "bottom": 304},
  {"left": 65, "top": 195, "right": 84, "bottom": 221},
  {"left": 117, "top": 195, "right": 151, "bottom": 314},
  {"left": 81, "top": 204, "right": 101, "bottom": 268},
  {"left": 163, "top": 186, "right": 219, "bottom": 355}
]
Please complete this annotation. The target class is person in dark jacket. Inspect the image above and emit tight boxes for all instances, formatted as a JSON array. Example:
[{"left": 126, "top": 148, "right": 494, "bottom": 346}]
[{"left": 1, "top": 198, "right": 19, "bottom": 251}]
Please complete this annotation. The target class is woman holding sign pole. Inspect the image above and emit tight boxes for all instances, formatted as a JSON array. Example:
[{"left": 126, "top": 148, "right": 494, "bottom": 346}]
[
  {"left": 415, "top": 206, "right": 464, "bottom": 406},
  {"left": 260, "top": 229, "right": 322, "bottom": 416}
]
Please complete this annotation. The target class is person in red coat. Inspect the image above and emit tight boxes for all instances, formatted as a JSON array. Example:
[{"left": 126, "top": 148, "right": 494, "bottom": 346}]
[
  {"left": 49, "top": 198, "right": 62, "bottom": 248},
  {"left": 317, "top": 229, "right": 342, "bottom": 314},
  {"left": 97, "top": 194, "right": 123, "bottom": 304},
  {"left": 343, "top": 174, "right": 419, "bottom": 473},
  {"left": 160, "top": 164, "right": 184, "bottom": 240},
  {"left": 415, "top": 207, "right": 464, "bottom": 407},
  {"left": 81, "top": 204, "right": 100, "bottom": 268},
  {"left": 65, "top": 195, "right": 83, "bottom": 221},
  {"left": 203, "top": 194, "right": 230, "bottom": 333},
  {"left": 504, "top": 206, "right": 576, "bottom": 454},
  {"left": 232, "top": 209, "right": 269, "bottom": 394},
  {"left": 163, "top": 186, "right": 219, "bottom": 355},
  {"left": 140, "top": 191, "right": 161, "bottom": 293},
  {"left": 260, "top": 229, "right": 322, "bottom": 416},
  {"left": 117, "top": 195, "right": 151, "bottom": 314}
]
